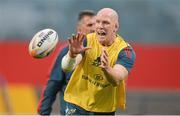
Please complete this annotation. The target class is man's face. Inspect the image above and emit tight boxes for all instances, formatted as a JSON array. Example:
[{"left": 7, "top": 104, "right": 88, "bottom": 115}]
[
  {"left": 78, "top": 16, "right": 95, "bottom": 34},
  {"left": 95, "top": 13, "right": 117, "bottom": 45}
]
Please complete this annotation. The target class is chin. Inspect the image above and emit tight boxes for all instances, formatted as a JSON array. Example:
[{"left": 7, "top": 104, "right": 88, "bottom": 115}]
[{"left": 98, "top": 37, "right": 106, "bottom": 44}]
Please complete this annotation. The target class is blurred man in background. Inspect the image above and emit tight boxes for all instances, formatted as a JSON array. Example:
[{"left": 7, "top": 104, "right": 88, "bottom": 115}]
[
  {"left": 37, "top": 10, "right": 96, "bottom": 115},
  {"left": 61, "top": 8, "right": 136, "bottom": 115}
]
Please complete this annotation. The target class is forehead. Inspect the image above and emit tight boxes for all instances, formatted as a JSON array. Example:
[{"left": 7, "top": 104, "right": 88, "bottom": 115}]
[
  {"left": 81, "top": 15, "right": 94, "bottom": 20},
  {"left": 81, "top": 16, "right": 95, "bottom": 24},
  {"left": 96, "top": 13, "right": 112, "bottom": 21}
]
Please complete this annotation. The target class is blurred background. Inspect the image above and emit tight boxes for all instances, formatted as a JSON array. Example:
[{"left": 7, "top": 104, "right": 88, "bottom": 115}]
[{"left": 0, "top": 0, "right": 180, "bottom": 115}]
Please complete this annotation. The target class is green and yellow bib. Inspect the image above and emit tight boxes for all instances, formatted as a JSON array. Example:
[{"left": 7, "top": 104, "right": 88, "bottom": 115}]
[{"left": 64, "top": 33, "right": 129, "bottom": 112}]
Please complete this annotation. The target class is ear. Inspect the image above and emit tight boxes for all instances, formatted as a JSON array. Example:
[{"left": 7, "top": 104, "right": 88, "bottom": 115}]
[
  {"left": 115, "top": 22, "right": 119, "bottom": 30},
  {"left": 77, "top": 26, "right": 81, "bottom": 33},
  {"left": 114, "top": 22, "right": 119, "bottom": 33}
]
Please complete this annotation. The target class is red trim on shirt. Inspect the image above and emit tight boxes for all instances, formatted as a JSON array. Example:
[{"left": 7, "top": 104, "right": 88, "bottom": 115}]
[
  {"left": 124, "top": 47, "right": 132, "bottom": 59},
  {"left": 37, "top": 78, "right": 49, "bottom": 113}
]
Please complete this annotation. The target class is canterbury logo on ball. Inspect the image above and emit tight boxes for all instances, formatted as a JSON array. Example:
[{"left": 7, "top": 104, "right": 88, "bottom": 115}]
[{"left": 37, "top": 31, "right": 54, "bottom": 47}]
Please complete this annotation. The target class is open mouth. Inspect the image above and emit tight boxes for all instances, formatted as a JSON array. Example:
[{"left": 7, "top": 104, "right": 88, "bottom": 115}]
[{"left": 97, "top": 31, "right": 106, "bottom": 37}]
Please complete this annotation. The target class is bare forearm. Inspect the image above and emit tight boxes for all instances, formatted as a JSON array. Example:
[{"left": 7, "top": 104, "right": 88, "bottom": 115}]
[
  {"left": 61, "top": 51, "right": 82, "bottom": 72},
  {"left": 104, "top": 65, "right": 128, "bottom": 85}
]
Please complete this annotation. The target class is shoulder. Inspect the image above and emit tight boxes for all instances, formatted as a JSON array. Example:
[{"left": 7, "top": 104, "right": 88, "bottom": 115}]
[
  {"left": 116, "top": 45, "right": 136, "bottom": 73},
  {"left": 83, "top": 32, "right": 96, "bottom": 47},
  {"left": 86, "top": 32, "right": 96, "bottom": 39},
  {"left": 120, "top": 46, "right": 136, "bottom": 59}
]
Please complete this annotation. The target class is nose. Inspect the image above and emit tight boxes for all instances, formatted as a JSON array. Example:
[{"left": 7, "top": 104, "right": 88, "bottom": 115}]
[{"left": 97, "top": 22, "right": 103, "bottom": 29}]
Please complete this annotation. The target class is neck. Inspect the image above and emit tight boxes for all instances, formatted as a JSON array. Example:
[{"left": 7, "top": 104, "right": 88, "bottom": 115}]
[{"left": 101, "top": 35, "right": 116, "bottom": 46}]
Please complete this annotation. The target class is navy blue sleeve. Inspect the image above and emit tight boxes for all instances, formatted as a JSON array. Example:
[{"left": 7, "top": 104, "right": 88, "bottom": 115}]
[
  {"left": 116, "top": 46, "right": 136, "bottom": 73},
  {"left": 83, "top": 38, "right": 87, "bottom": 47},
  {"left": 38, "top": 38, "right": 87, "bottom": 115},
  {"left": 37, "top": 46, "right": 69, "bottom": 115},
  {"left": 81, "top": 38, "right": 87, "bottom": 56},
  {"left": 37, "top": 80, "right": 62, "bottom": 115},
  {"left": 50, "top": 46, "right": 69, "bottom": 81}
]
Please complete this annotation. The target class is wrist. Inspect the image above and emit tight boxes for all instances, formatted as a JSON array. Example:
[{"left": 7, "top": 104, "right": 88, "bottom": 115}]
[
  {"left": 68, "top": 51, "right": 77, "bottom": 58},
  {"left": 104, "top": 66, "right": 111, "bottom": 72},
  {"left": 61, "top": 52, "right": 76, "bottom": 72}
]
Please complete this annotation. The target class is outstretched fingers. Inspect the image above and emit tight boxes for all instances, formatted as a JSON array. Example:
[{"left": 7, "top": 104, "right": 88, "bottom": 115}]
[
  {"left": 104, "top": 50, "right": 109, "bottom": 57},
  {"left": 68, "top": 33, "right": 79, "bottom": 45},
  {"left": 68, "top": 37, "right": 73, "bottom": 45},
  {"left": 72, "top": 34, "right": 76, "bottom": 42},
  {"left": 79, "top": 33, "right": 86, "bottom": 43},
  {"left": 99, "top": 48, "right": 109, "bottom": 69},
  {"left": 103, "top": 54, "right": 108, "bottom": 63},
  {"left": 76, "top": 33, "right": 80, "bottom": 41}
]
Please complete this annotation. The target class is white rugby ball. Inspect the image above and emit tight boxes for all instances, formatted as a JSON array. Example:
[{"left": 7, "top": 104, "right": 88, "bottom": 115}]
[{"left": 29, "top": 29, "right": 58, "bottom": 58}]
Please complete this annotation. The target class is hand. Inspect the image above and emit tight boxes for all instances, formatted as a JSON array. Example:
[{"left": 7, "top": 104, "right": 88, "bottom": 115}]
[
  {"left": 68, "top": 33, "right": 91, "bottom": 58},
  {"left": 99, "top": 48, "right": 109, "bottom": 70},
  {"left": 99, "top": 48, "right": 118, "bottom": 86}
]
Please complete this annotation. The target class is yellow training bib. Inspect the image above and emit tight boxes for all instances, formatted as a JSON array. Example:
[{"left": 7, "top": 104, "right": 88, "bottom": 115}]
[{"left": 64, "top": 33, "right": 129, "bottom": 112}]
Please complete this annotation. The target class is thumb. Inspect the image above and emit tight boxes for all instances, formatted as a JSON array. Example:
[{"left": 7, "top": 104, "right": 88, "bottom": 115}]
[{"left": 83, "top": 47, "right": 92, "bottom": 52}]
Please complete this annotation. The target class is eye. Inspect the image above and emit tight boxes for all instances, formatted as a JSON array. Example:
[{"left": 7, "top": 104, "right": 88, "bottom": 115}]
[
  {"left": 87, "top": 24, "right": 93, "bottom": 27},
  {"left": 103, "top": 21, "right": 110, "bottom": 25},
  {"left": 96, "top": 20, "right": 100, "bottom": 23}
]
